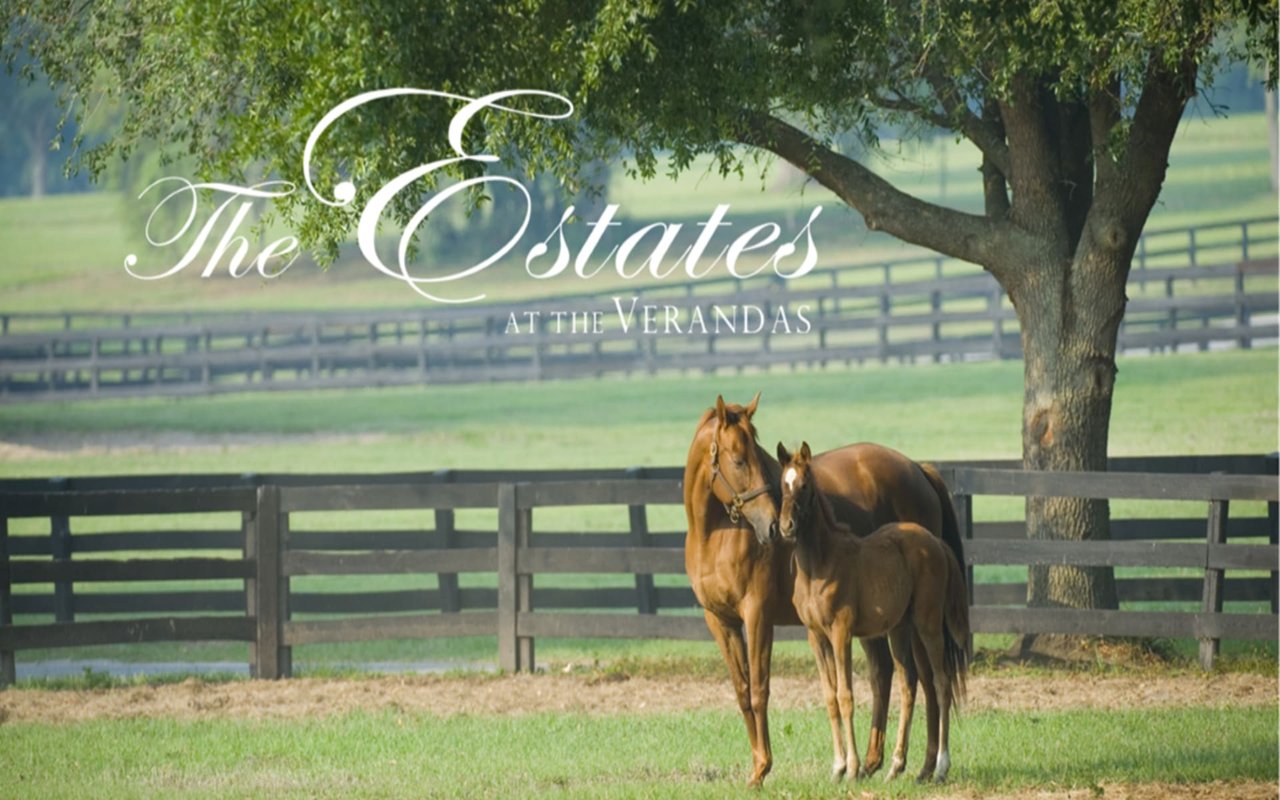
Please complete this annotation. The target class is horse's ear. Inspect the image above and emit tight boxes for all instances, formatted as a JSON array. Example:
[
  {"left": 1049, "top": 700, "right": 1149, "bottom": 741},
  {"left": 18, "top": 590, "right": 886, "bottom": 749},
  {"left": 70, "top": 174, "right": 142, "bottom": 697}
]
[
  {"left": 744, "top": 391, "right": 761, "bottom": 419},
  {"left": 799, "top": 441, "right": 812, "bottom": 462},
  {"left": 776, "top": 441, "right": 790, "bottom": 465},
  {"left": 715, "top": 395, "right": 727, "bottom": 424}
]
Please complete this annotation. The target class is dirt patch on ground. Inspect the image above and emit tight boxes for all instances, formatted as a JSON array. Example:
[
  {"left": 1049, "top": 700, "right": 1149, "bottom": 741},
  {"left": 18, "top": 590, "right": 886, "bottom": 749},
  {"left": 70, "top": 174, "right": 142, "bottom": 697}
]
[
  {"left": 932, "top": 781, "right": 1277, "bottom": 800},
  {"left": 1, "top": 671, "right": 1273, "bottom": 724}
]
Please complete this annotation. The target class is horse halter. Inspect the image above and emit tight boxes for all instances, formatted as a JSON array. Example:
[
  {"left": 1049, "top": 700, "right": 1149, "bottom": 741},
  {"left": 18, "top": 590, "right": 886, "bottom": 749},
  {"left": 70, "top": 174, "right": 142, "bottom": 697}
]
[{"left": 708, "top": 422, "right": 772, "bottom": 525}]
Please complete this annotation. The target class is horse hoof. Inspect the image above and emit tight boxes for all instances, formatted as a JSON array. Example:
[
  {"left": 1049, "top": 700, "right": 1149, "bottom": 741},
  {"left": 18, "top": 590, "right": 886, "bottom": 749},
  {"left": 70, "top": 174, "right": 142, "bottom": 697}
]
[{"left": 858, "top": 763, "right": 880, "bottom": 780}]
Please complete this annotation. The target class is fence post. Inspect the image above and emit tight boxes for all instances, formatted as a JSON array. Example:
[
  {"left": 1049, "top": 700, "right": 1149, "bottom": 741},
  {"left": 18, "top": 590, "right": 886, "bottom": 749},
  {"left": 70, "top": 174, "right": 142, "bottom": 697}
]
[
  {"left": 497, "top": 483, "right": 534, "bottom": 672},
  {"left": 1, "top": 516, "right": 14, "bottom": 688},
  {"left": 49, "top": 477, "right": 74, "bottom": 623},
  {"left": 627, "top": 467, "right": 657, "bottom": 615},
  {"left": 953, "top": 490, "right": 975, "bottom": 656},
  {"left": 1267, "top": 453, "right": 1278, "bottom": 615},
  {"left": 1198, "top": 478, "right": 1229, "bottom": 671},
  {"left": 251, "top": 485, "right": 287, "bottom": 679},
  {"left": 434, "top": 469, "right": 461, "bottom": 614},
  {"left": 1234, "top": 265, "right": 1250, "bottom": 350}
]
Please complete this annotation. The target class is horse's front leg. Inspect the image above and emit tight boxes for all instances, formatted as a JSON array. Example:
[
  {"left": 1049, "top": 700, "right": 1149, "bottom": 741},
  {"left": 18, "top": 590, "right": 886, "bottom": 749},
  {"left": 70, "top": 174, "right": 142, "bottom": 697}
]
[
  {"left": 703, "top": 610, "right": 759, "bottom": 783},
  {"left": 807, "top": 628, "right": 846, "bottom": 780},
  {"left": 743, "top": 604, "right": 776, "bottom": 787},
  {"left": 831, "top": 624, "right": 860, "bottom": 780},
  {"left": 857, "top": 635, "right": 894, "bottom": 777}
]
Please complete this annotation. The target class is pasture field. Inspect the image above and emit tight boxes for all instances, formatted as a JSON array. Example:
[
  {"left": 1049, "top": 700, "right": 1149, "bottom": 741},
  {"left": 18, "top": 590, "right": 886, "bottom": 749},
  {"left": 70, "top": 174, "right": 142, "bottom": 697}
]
[
  {"left": 0, "top": 348, "right": 1275, "bottom": 671},
  {"left": 0, "top": 671, "right": 1276, "bottom": 799}
]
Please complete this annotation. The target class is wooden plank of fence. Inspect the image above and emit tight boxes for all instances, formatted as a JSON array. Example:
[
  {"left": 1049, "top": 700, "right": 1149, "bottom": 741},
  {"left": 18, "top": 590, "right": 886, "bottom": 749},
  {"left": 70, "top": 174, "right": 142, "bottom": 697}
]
[
  {"left": 279, "top": 483, "right": 497, "bottom": 512},
  {"left": 951, "top": 468, "right": 1278, "bottom": 502},
  {"left": 970, "top": 607, "right": 1274, "bottom": 641},
  {"left": 1200, "top": 495, "right": 1229, "bottom": 670},
  {"left": 70, "top": 590, "right": 244, "bottom": 614},
  {"left": 51, "top": 530, "right": 244, "bottom": 553},
  {"left": 0, "top": 488, "right": 256, "bottom": 517},
  {"left": 517, "top": 611, "right": 710, "bottom": 641},
  {"left": 976, "top": 576, "right": 1276, "bottom": 605},
  {"left": 291, "top": 589, "right": 446, "bottom": 615},
  {"left": 965, "top": 539, "right": 1206, "bottom": 568},
  {"left": 1206, "top": 543, "right": 1278, "bottom": 570},
  {"left": 516, "top": 479, "right": 683, "bottom": 509},
  {"left": 287, "top": 530, "right": 451, "bottom": 550},
  {"left": 8, "top": 558, "right": 254, "bottom": 583},
  {"left": 283, "top": 549, "right": 498, "bottom": 576},
  {"left": 283, "top": 612, "right": 497, "bottom": 646},
  {"left": 0, "top": 616, "right": 256, "bottom": 650},
  {"left": 519, "top": 547, "right": 685, "bottom": 575}
]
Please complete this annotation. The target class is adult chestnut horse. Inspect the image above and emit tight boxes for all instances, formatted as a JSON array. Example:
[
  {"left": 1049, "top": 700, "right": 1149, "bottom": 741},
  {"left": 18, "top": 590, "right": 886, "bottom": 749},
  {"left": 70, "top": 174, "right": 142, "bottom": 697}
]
[{"left": 683, "top": 393, "right": 964, "bottom": 787}]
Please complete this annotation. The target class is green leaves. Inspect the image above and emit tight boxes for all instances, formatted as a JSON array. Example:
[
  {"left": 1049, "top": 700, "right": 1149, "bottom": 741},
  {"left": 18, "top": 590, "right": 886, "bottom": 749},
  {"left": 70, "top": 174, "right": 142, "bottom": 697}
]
[{"left": 2, "top": 0, "right": 1273, "bottom": 259}]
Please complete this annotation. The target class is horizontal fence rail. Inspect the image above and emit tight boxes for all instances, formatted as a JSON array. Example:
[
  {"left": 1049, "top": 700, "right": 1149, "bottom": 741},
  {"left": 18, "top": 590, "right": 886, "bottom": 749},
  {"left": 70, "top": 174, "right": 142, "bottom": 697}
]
[
  {"left": 0, "top": 454, "right": 1276, "bottom": 683},
  {"left": 1, "top": 218, "right": 1275, "bottom": 400}
]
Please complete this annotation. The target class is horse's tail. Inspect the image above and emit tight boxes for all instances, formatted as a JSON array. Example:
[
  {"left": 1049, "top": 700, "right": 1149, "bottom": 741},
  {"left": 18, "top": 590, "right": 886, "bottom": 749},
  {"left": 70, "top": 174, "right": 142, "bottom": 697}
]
[
  {"left": 941, "top": 544, "right": 971, "bottom": 706},
  {"left": 920, "top": 462, "right": 966, "bottom": 583}
]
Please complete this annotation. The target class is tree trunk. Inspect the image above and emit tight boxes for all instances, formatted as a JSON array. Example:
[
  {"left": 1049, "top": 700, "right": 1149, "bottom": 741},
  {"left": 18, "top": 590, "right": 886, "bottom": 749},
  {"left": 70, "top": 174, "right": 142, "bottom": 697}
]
[{"left": 1009, "top": 239, "right": 1126, "bottom": 620}]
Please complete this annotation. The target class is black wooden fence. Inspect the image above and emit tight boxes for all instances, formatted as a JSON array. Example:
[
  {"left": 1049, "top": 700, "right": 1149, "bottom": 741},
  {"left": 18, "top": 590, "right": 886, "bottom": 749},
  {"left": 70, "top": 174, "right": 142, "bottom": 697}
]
[
  {"left": 1, "top": 455, "right": 1275, "bottom": 684},
  {"left": 2, "top": 217, "right": 1275, "bottom": 400}
]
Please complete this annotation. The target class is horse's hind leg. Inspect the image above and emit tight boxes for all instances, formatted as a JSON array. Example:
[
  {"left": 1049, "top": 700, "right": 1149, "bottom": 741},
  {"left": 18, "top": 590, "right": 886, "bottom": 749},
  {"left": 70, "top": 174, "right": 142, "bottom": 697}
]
[
  {"left": 919, "top": 629, "right": 954, "bottom": 783},
  {"left": 704, "top": 610, "right": 762, "bottom": 786},
  {"left": 885, "top": 625, "right": 918, "bottom": 781},
  {"left": 807, "top": 629, "right": 847, "bottom": 780},
  {"left": 910, "top": 631, "right": 940, "bottom": 783},
  {"left": 857, "top": 636, "right": 893, "bottom": 777}
]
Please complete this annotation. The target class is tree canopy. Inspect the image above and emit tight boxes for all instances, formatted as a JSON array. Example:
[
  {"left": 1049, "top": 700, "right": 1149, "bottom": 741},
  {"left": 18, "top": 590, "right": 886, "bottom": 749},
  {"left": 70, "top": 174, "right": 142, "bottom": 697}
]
[{"left": 6, "top": 1, "right": 1274, "bottom": 261}]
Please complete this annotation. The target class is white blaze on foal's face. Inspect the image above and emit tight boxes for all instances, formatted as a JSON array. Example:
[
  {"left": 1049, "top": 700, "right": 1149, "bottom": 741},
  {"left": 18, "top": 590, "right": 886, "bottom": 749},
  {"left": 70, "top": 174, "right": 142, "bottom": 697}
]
[{"left": 783, "top": 466, "right": 798, "bottom": 494}]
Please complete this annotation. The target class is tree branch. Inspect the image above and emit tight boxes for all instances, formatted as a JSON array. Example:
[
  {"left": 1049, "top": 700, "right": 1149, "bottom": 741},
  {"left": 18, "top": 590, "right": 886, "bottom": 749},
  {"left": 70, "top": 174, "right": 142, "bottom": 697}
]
[
  {"left": 870, "top": 78, "right": 1013, "bottom": 179},
  {"left": 1088, "top": 75, "right": 1122, "bottom": 191},
  {"left": 922, "top": 68, "right": 1013, "bottom": 179},
  {"left": 736, "top": 111, "right": 1016, "bottom": 271},
  {"left": 998, "top": 73, "right": 1068, "bottom": 249}
]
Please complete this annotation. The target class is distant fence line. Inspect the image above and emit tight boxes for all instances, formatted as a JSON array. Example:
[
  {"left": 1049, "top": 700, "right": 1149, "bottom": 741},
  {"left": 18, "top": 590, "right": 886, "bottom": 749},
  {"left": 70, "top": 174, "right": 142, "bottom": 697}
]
[
  {"left": 0, "top": 217, "right": 1275, "bottom": 401},
  {"left": 1, "top": 453, "right": 1275, "bottom": 684}
]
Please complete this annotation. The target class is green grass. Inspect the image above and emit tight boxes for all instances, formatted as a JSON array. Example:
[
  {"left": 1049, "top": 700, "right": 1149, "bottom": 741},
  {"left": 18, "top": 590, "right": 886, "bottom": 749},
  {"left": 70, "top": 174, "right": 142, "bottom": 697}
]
[
  {"left": 0, "top": 705, "right": 1274, "bottom": 798},
  {"left": 1, "top": 348, "right": 1274, "bottom": 475}
]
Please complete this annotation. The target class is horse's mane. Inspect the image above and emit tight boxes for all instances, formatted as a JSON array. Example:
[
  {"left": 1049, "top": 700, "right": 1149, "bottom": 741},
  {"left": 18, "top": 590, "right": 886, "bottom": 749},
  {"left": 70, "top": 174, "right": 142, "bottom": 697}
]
[
  {"left": 798, "top": 463, "right": 856, "bottom": 562},
  {"left": 697, "top": 405, "right": 761, "bottom": 444}
]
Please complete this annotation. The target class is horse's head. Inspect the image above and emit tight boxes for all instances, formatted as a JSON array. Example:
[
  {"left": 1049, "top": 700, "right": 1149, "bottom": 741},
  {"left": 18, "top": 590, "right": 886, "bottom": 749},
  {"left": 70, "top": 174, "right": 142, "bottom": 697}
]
[
  {"left": 705, "top": 392, "right": 778, "bottom": 545},
  {"left": 776, "top": 441, "right": 815, "bottom": 542}
]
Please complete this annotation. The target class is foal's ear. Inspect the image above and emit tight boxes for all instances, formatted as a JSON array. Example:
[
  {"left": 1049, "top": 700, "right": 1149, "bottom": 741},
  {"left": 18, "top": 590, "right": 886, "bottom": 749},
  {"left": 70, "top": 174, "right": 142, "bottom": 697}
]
[
  {"left": 799, "top": 441, "right": 812, "bottom": 461},
  {"left": 715, "top": 395, "right": 727, "bottom": 424},
  {"left": 744, "top": 391, "right": 761, "bottom": 419},
  {"left": 776, "top": 442, "right": 790, "bottom": 465}
]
